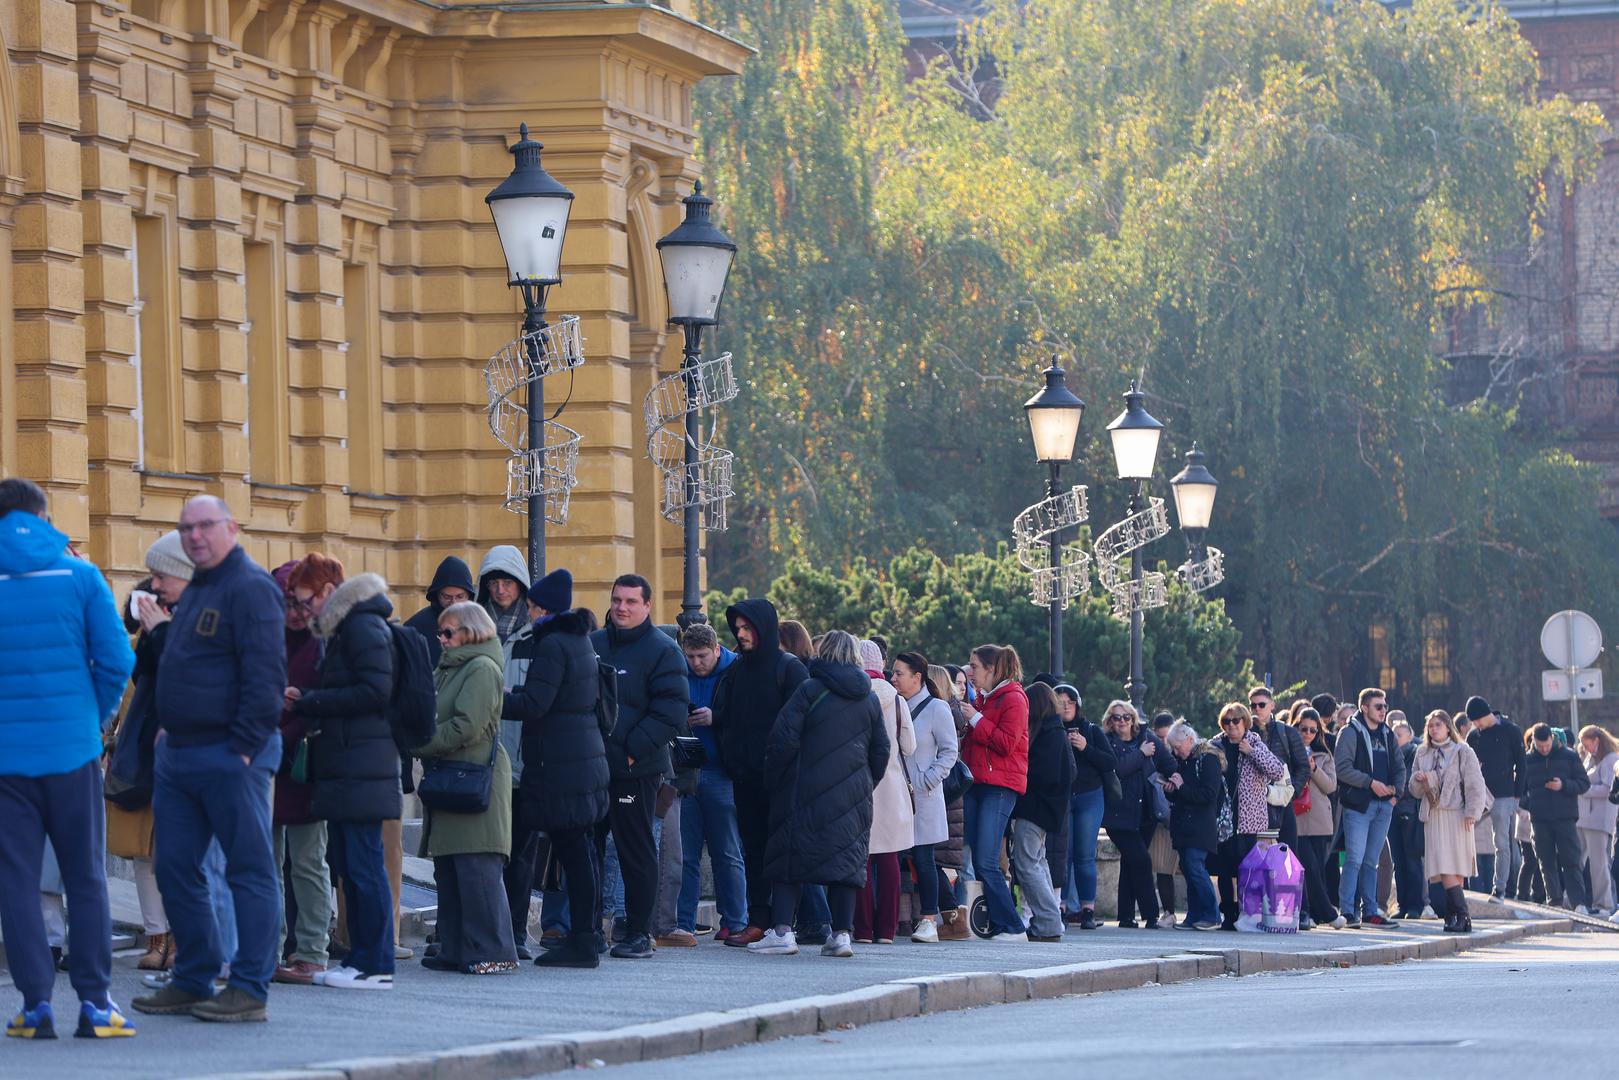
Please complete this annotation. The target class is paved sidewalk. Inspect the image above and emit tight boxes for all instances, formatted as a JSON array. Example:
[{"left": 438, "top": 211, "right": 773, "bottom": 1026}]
[{"left": 0, "top": 916, "right": 1569, "bottom": 1079}]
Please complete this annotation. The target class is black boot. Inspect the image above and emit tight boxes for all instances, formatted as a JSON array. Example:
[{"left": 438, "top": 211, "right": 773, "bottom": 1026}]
[
  {"left": 535, "top": 931, "right": 601, "bottom": 969},
  {"left": 1447, "top": 886, "right": 1471, "bottom": 933}
]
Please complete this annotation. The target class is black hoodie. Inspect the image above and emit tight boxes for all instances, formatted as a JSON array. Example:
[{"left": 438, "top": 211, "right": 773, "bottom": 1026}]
[
  {"left": 714, "top": 598, "right": 809, "bottom": 785},
  {"left": 404, "top": 556, "right": 476, "bottom": 665}
]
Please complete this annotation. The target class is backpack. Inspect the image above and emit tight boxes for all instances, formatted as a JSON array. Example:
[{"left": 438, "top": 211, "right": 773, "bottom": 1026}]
[
  {"left": 388, "top": 622, "right": 438, "bottom": 752},
  {"left": 596, "top": 658, "right": 619, "bottom": 740}
]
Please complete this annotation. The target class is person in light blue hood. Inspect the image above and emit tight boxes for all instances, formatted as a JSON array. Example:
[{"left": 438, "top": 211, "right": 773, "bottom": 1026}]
[{"left": 0, "top": 478, "right": 136, "bottom": 1040}]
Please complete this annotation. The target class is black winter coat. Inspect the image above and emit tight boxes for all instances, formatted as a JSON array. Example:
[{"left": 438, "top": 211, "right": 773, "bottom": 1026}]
[
  {"left": 591, "top": 618, "right": 688, "bottom": 780},
  {"left": 1468, "top": 720, "right": 1527, "bottom": 799},
  {"left": 1167, "top": 746, "right": 1225, "bottom": 853},
  {"left": 1015, "top": 716, "right": 1076, "bottom": 833},
  {"left": 504, "top": 609, "right": 609, "bottom": 833},
  {"left": 1068, "top": 718, "right": 1117, "bottom": 794},
  {"left": 714, "top": 599, "right": 808, "bottom": 785},
  {"left": 295, "top": 574, "right": 401, "bottom": 823},
  {"left": 763, "top": 659, "right": 889, "bottom": 889},
  {"left": 1259, "top": 719, "right": 1310, "bottom": 827},
  {"left": 1523, "top": 745, "right": 1590, "bottom": 821},
  {"left": 1103, "top": 729, "right": 1173, "bottom": 832}
]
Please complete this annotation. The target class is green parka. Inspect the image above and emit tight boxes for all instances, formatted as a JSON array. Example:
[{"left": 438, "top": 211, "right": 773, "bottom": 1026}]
[{"left": 415, "top": 637, "right": 512, "bottom": 859}]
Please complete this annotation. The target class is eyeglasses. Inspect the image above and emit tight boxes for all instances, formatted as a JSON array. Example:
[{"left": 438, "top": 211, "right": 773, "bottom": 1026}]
[
  {"left": 436, "top": 627, "right": 459, "bottom": 641},
  {"left": 1369, "top": 703, "right": 1388, "bottom": 712},
  {"left": 1297, "top": 726, "right": 1318, "bottom": 736},
  {"left": 285, "top": 594, "right": 314, "bottom": 614},
  {"left": 178, "top": 519, "right": 225, "bottom": 535}
]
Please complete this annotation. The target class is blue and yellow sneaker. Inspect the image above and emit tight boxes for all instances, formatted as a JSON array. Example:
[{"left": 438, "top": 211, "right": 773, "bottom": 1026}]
[
  {"left": 6, "top": 1002, "right": 56, "bottom": 1039},
  {"left": 75, "top": 1000, "right": 135, "bottom": 1039}
]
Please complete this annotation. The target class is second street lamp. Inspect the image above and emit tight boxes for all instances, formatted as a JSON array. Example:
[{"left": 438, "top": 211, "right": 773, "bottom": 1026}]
[
  {"left": 1023, "top": 361, "right": 1086, "bottom": 679},
  {"left": 657, "top": 181, "right": 737, "bottom": 627},
  {"left": 486, "top": 123, "right": 574, "bottom": 582},
  {"left": 1106, "top": 381, "right": 1164, "bottom": 712}
]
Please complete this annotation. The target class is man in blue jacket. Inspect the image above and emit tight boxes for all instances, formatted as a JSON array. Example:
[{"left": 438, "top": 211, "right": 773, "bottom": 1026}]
[
  {"left": 672, "top": 621, "right": 744, "bottom": 944},
  {"left": 133, "top": 496, "right": 286, "bottom": 1024},
  {"left": 0, "top": 479, "right": 136, "bottom": 1041}
]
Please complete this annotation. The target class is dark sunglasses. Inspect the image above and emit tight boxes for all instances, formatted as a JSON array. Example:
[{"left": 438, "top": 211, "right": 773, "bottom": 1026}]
[
  {"left": 1106, "top": 713, "right": 1130, "bottom": 723},
  {"left": 1369, "top": 703, "right": 1388, "bottom": 712},
  {"left": 1250, "top": 699, "right": 1272, "bottom": 709},
  {"left": 436, "top": 627, "right": 459, "bottom": 640},
  {"left": 1221, "top": 718, "right": 1244, "bottom": 728},
  {"left": 1297, "top": 726, "right": 1319, "bottom": 735}
]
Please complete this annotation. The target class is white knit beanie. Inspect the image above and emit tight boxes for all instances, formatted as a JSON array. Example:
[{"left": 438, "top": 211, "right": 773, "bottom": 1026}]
[{"left": 145, "top": 530, "right": 195, "bottom": 581}]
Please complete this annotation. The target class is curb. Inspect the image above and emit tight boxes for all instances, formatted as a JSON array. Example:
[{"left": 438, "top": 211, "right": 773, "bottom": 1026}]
[{"left": 204, "top": 917, "right": 1576, "bottom": 1079}]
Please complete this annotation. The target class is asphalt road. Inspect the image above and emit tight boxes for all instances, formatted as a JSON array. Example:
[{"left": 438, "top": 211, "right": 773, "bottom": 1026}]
[
  {"left": 597, "top": 933, "right": 1615, "bottom": 1080},
  {"left": 0, "top": 920, "right": 1576, "bottom": 1078}
]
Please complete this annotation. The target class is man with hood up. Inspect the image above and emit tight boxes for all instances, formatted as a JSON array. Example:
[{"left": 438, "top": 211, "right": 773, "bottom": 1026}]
[
  {"left": 404, "top": 556, "right": 475, "bottom": 665},
  {"left": 713, "top": 598, "right": 808, "bottom": 947},
  {"left": 475, "top": 546, "right": 530, "bottom": 645}
]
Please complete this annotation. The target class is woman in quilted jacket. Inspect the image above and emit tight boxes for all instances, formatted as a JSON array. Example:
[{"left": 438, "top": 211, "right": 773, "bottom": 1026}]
[
  {"left": 959, "top": 644, "right": 1030, "bottom": 940},
  {"left": 1207, "top": 702, "right": 1285, "bottom": 929}
]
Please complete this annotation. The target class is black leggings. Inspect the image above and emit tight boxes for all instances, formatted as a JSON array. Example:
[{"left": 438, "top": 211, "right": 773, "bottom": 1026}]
[
  {"left": 771, "top": 882, "right": 856, "bottom": 932},
  {"left": 547, "top": 827, "right": 599, "bottom": 943},
  {"left": 1108, "top": 827, "right": 1158, "bottom": 923},
  {"left": 1295, "top": 834, "right": 1339, "bottom": 923}
]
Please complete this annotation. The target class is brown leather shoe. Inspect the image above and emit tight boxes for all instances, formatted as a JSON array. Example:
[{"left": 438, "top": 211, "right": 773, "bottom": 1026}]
[
  {"left": 655, "top": 929, "right": 698, "bottom": 948},
  {"left": 272, "top": 960, "right": 324, "bottom": 985},
  {"left": 724, "top": 926, "right": 765, "bottom": 948},
  {"left": 137, "top": 932, "right": 172, "bottom": 971},
  {"left": 937, "top": 907, "right": 971, "bottom": 941}
]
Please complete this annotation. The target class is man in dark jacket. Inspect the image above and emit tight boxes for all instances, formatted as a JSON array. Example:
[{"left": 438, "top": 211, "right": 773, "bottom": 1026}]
[
  {"left": 1331, "top": 688, "right": 1406, "bottom": 928},
  {"left": 286, "top": 562, "right": 399, "bottom": 990},
  {"left": 1523, "top": 723, "right": 1591, "bottom": 911},
  {"left": 137, "top": 496, "right": 284, "bottom": 1023},
  {"left": 589, "top": 574, "right": 688, "bottom": 959},
  {"left": 403, "top": 555, "right": 474, "bottom": 665},
  {"left": 504, "top": 587, "right": 608, "bottom": 969},
  {"left": 1249, "top": 686, "right": 1308, "bottom": 845},
  {"left": 1465, "top": 696, "right": 1525, "bottom": 898},
  {"left": 674, "top": 622, "right": 745, "bottom": 943},
  {"left": 712, "top": 598, "right": 809, "bottom": 945}
]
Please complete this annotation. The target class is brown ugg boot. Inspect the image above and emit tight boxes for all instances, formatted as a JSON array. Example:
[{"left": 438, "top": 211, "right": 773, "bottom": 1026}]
[
  {"left": 137, "top": 932, "right": 172, "bottom": 971},
  {"left": 937, "top": 906, "right": 970, "bottom": 941}
]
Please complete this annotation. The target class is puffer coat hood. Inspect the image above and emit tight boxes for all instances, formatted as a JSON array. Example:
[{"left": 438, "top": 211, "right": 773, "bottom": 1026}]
[
  {"left": 475, "top": 545, "right": 530, "bottom": 599},
  {"left": 763, "top": 659, "right": 889, "bottom": 888},
  {"left": 725, "top": 598, "right": 781, "bottom": 654},
  {"left": 715, "top": 598, "right": 808, "bottom": 783}
]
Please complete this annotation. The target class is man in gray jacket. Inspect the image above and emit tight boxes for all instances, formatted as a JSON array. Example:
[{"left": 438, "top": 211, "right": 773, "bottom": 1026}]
[{"left": 1332, "top": 688, "right": 1407, "bottom": 929}]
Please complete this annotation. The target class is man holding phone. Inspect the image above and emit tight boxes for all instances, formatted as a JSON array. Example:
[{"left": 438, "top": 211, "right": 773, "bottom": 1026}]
[
  {"left": 1332, "top": 687, "right": 1406, "bottom": 929},
  {"left": 670, "top": 624, "right": 745, "bottom": 945}
]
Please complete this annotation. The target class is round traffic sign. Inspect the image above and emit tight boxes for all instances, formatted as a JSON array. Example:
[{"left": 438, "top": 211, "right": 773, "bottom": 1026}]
[{"left": 1541, "top": 610, "right": 1602, "bottom": 670}]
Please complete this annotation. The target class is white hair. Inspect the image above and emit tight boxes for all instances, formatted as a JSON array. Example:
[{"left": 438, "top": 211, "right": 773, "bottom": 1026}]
[{"left": 819, "top": 630, "right": 861, "bottom": 667}]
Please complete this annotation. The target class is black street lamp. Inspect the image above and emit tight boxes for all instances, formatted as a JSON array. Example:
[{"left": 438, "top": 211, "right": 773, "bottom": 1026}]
[
  {"left": 486, "top": 123, "right": 574, "bottom": 583},
  {"left": 657, "top": 181, "right": 736, "bottom": 627},
  {"left": 1023, "top": 361, "right": 1086, "bottom": 679},
  {"left": 1106, "top": 381, "right": 1163, "bottom": 712},
  {"left": 1170, "top": 441, "right": 1219, "bottom": 561}
]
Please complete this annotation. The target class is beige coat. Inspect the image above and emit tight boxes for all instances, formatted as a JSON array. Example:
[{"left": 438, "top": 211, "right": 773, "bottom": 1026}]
[
  {"left": 867, "top": 677, "right": 917, "bottom": 855},
  {"left": 1577, "top": 751, "right": 1618, "bottom": 835},
  {"left": 1407, "top": 740, "right": 1488, "bottom": 824},
  {"left": 1296, "top": 750, "right": 1337, "bottom": 837}
]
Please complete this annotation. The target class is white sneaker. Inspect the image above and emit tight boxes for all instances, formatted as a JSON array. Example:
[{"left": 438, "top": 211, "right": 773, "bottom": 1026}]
[
  {"left": 318, "top": 966, "right": 393, "bottom": 990},
  {"left": 820, "top": 931, "right": 853, "bottom": 957},
  {"left": 1420, "top": 906, "right": 1437, "bottom": 920},
  {"left": 1331, "top": 916, "right": 1347, "bottom": 929},
  {"left": 910, "top": 917, "right": 939, "bottom": 943},
  {"left": 991, "top": 930, "right": 1029, "bottom": 942},
  {"left": 1607, "top": 908, "right": 1619, "bottom": 924},
  {"left": 140, "top": 970, "right": 172, "bottom": 990},
  {"left": 747, "top": 928, "right": 798, "bottom": 955}
]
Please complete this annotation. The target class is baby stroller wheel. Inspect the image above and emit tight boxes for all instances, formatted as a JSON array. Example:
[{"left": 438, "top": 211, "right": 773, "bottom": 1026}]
[{"left": 969, "top": 894, "right": 994, "bottom": 939}]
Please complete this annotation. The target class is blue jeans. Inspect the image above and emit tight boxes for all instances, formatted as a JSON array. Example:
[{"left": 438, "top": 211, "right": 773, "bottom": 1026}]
[
  {"left": 154, "top": 737, "right": 281, "bottom": 1001},
  {"left": 541, "top": 888, "right": 569, "bottom": 934},
  {"left": 1180, "top": 847, "right": 1219, "bottom": 925},
  {"left": 798, "top": 884, "right": 832, "bottom": 932},
  {"left": 1063, "top": 786, "right": 1106, "bottom": 910},
  {"left": 602, "top": 835, "right": 624, "bottom": 921},
  {"left": 327, "top": 821, "right": 395, "bottom": 978},
  {"left": 678, "top": 771, "right": 748, "bottom": 933},
  {"left": 964, "top": 784, "right": 1023, "bottom": 934},
  {"left": 1338, "top": 799, "right": 1394, "bottom": 919}
]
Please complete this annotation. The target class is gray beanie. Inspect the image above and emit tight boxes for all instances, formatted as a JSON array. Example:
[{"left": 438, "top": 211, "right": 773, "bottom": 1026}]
[{"left": 145, "top": 530, "right": 195, "bottom": 581}]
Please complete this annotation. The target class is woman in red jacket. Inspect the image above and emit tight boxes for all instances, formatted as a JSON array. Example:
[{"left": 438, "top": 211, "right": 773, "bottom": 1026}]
[{"left": 960, "top": 644, "right": 1030, "bottom": 940}]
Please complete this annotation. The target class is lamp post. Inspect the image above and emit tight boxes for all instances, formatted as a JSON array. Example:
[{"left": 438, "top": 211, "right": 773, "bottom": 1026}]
[
  {"left": 1170, "top": 442, "right": 1218, "bottom": 561},
  {"left": 1106, "top": 381, "right": 1164, "bottom": 712},
  {"left": 657, "top": 182, "right": 736, "bottom": 627},
  {"left": 486, "top": 123, "right": 574, "bottom": 583},
  {"left": 1023, "top": 361, "right": 1086, "bottom": 679}
]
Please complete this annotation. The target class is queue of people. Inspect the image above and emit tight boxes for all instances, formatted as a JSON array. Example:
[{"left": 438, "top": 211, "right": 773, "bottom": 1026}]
[{"left": 3, "top": 473, "right": 1616, "bottom": 1043}]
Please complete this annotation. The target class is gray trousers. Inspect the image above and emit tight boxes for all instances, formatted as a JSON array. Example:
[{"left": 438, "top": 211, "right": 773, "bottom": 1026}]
[
  {"left": 1488, "top": 796, "right": 1517, "bottom": 894},
  {"left": 1010, "top": 818, "right": 1063, "bottom": 938},
  {"left": 653, "top": 795, "right": 682, "bottom": 936},
  {"left": 274, "top": 821, "right": 332, "bottom": 966}
]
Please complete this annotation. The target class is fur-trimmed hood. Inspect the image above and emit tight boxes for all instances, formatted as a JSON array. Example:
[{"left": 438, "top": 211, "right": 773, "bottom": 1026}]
[{"left": 314, "top": 572, "right": 394, "bottom": 639}]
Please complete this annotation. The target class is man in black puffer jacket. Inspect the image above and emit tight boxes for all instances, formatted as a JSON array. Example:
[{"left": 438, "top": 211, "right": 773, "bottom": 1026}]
[
  {"left": 1523, "top": 724, "right": 1591, "bottom": 911},
  {"left": 288, "top": 561, "right": 398, "bottom": 991},
  {"left": 590, "top": 574, "right": 688, "bottom": 960},
  {"left": 713, "top": 598, "right": 809, "bottom": 944},
  {"left": 759, "top": 631, "right": 888, "bottom": 957},
  {"left": 504, "top": 599, "right": 608, "bottom": 969}
]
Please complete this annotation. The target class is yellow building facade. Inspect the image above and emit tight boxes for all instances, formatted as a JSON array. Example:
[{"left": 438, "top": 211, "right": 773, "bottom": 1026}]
[{"left": 0, "top": 0, "right": 747, "bottom": 616}]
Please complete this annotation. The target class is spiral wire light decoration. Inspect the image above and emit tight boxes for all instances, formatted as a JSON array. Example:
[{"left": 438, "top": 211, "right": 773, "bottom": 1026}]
[
  {"left": 644, "top": 351, "right": 738, "bottom": 530},
  {"left": 485, "top": 314, "right": 586, "bottom": 523},
  {"left": 1014, "top": 485, "right": 1092, "bottom": 608},
  {"left": 1094, "top": 496, "right": 1171, "bottom": 619},
  {"left": 1177, "top": 546, "right": 1226, "bottom": 593}
]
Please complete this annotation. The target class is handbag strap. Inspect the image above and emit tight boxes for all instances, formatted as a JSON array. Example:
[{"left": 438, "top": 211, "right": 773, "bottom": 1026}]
[{"left": 893, "top": 694, "right": 914, "bottom": 792}]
